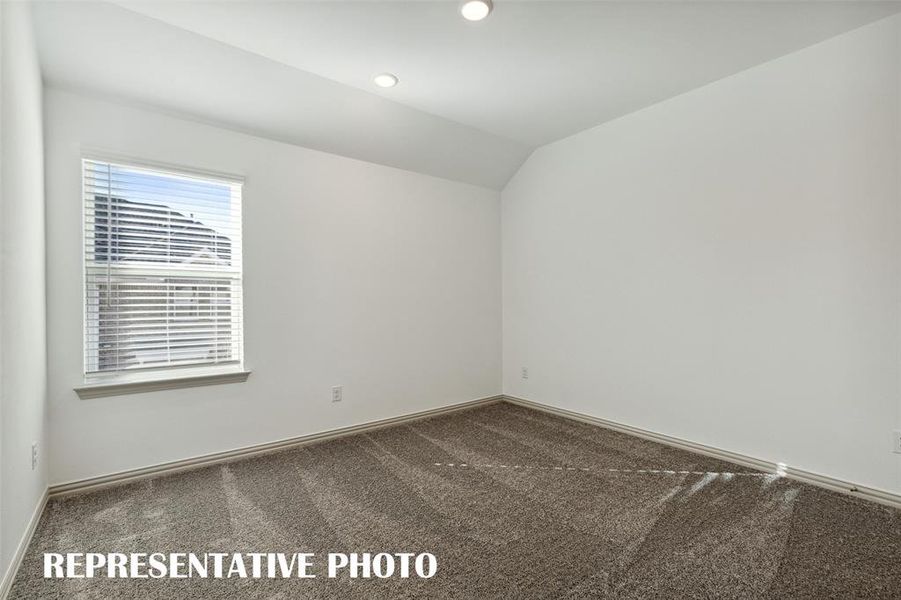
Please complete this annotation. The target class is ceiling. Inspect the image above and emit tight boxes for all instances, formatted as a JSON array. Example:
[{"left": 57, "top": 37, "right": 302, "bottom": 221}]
[
  {"left": 32, "top": 1, "right": 529, "bottom": 189},
  {"left": 33, "top": 1, "right": 901, "bottom": 189}
]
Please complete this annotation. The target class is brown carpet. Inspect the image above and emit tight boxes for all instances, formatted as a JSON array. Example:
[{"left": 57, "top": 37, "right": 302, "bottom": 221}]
[{"left": 9, "top": 401, "right": 901, "bottom": 599}]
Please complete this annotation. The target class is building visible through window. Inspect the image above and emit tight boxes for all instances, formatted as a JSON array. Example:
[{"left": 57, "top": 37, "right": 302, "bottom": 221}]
[{"left": 83, "top": 159, "right": 243, "bottom": 377}]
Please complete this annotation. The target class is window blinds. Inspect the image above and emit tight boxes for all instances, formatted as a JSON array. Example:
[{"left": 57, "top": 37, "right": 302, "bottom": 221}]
[{"left": 83, "top": 159, "right": 244, "bottom": 376}]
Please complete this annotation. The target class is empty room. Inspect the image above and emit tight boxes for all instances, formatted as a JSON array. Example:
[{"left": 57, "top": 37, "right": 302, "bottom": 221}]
[{"left": 2, "top": 0, "right": 901, "bottom": 597}]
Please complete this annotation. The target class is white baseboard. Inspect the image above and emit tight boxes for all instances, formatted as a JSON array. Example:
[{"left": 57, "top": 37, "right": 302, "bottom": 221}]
[
  {"left": 503, "top": 395, "right": 901, "bottom": 511},
  {"left": 28, "top": 391, "right": 898, "bottom": 595},
  {"left": 0, "top": 487, "right": 49, "bottom": 600},
  {"left": 49, "top": 394, "right": 504, "bottom": 498}
]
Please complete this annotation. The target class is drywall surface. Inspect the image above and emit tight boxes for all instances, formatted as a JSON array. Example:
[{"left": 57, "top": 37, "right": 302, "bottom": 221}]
[
  {"left": 503, "top": 16, "right": 901, "bottom": 493},
  {"left": 0, "top": 0, "right": 47, "bottom": 581},
  {"left": 45, "top": 88, "right": 501, "bottom": 485},
  {"left": 32, "top": 1, "right": 530, "bottom": 190}
]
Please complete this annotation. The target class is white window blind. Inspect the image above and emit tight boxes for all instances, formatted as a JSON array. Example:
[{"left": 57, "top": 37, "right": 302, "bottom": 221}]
[{"left": 83, "top": 158, "right": 244, "bottom": 377}]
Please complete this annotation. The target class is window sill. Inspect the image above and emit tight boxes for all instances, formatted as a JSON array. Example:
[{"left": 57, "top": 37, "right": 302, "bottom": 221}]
[{"left": 75, "top": 368, "right": 251, "bottom": 399}]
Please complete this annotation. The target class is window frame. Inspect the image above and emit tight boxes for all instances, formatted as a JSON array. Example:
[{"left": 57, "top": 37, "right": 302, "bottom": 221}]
[{"left": 76, "top": 152, "right": 249, "bottom": 398}]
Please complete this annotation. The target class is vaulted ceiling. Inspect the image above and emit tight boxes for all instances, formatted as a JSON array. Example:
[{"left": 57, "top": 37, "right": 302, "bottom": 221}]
[{"left": 33, "top": 1, "right": 901, "bottom": 189}]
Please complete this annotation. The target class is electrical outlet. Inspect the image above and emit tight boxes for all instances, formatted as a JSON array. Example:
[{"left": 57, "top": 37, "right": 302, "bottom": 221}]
[
  {"left": 521, "top": 367, "right": 529, "bottom": 380},
  {"left": 331, "top": 385, "right": 343, "bottom": 403},
  {"left": 893, "top": 430, "right": 901, "bottom": 454},
  {"left": 31, "top": 442, "right": 38, "bottom": 470}
]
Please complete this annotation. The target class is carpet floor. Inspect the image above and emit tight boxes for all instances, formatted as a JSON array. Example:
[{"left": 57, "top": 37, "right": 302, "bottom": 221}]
[{"left": 9, "top": 401, "right": 901, "bottom": 599}]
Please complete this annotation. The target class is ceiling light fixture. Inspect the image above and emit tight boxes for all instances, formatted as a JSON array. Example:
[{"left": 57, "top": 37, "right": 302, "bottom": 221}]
[
  {"left": 373, "top": 73, "right": 399, "bottom": 88},
  {"left": 461, "top": 0, "right": 492, "bottom": 21}
]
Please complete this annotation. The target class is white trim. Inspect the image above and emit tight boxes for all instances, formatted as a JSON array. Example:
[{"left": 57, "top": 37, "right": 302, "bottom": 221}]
[
  {"left": 80, "top": 148, "right": 245, "bottom": 184},
  {"left": 503, "top": 395, "right": 901, "bottom": 511},
  {"left": 79, "top": 154, "right": 246, "bottom": 382},
  {"left": 75, "top": 368, "right": 251, "bottom": 399},
  {"left": 0, "top": 488, "right": 49, "bottom": 600},
  {"left": 50, "top": 395, "right": 503, "bottom": 497}
]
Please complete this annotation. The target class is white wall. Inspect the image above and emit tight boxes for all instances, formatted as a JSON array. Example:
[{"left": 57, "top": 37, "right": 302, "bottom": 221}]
[
  {"left": 45, "top": 88, "right": 501, "bottom": 486},
  {"left": 0, "top": 0, "right": 47, "bottom": 582},
  {"left": 35, "top": 5, "right": 901, "bottom": 502},
  {"left": 503, "top": 16, "right": 901, "bottom": 494}
]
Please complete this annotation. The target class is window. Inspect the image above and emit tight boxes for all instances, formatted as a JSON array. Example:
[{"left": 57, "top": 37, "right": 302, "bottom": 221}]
[{"left": 83, "top": 158, "right": 244, "bottom": 381}]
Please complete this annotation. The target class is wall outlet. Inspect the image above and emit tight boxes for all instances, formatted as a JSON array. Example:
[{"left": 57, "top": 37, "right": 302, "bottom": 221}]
[
  {"left": 521, "top": 367, "right": 529, "bottom": 380},
  {"left": 331, "top": 385, "right": 343, "bottom": 403},
  {"left": 31, "top": 442, "right": 38, "bottom": 470},
  {"left": 893, "top": 430, "right": 901, "bottom": 454}
]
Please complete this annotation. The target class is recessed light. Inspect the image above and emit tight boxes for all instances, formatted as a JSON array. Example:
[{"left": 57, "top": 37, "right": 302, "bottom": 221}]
[
  {"left": 373, "top": 73, "right": 399, "bottom": 88},
  {"left": 461, "top": 0, "right": 492, "bottom": 21}
]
